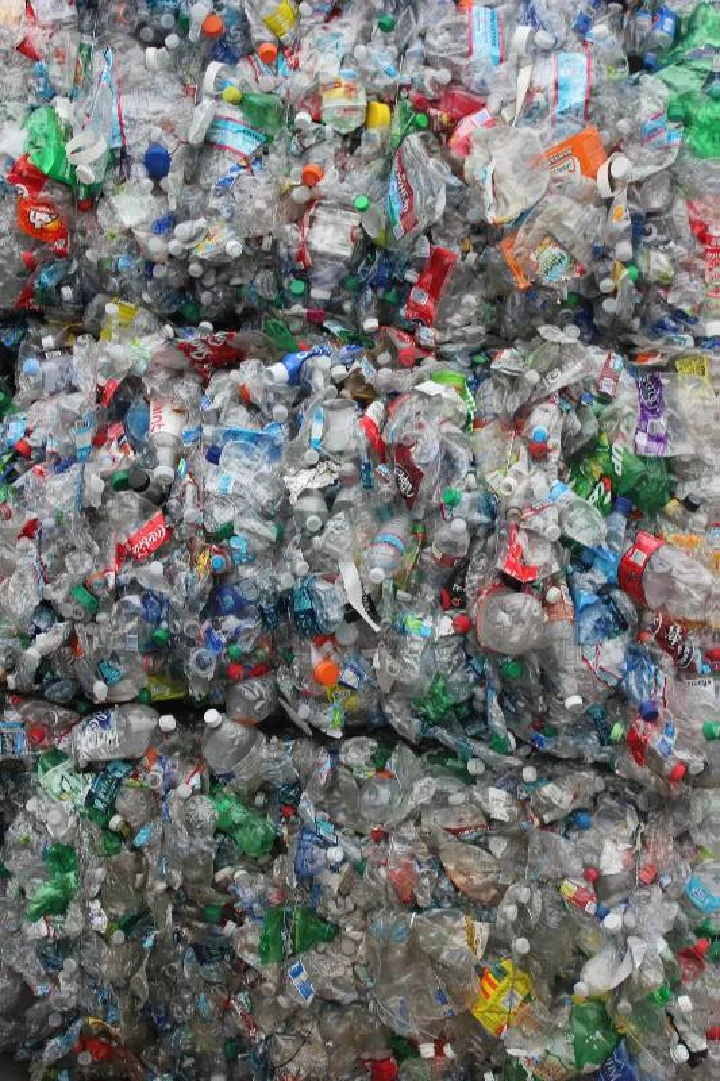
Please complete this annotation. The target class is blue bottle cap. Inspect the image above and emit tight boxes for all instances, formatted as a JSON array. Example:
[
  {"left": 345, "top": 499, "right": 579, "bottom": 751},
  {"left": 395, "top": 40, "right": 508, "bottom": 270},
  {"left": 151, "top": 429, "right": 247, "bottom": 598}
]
[
  {"left": 211, "top": 554, "right": 227, "bottom": 573},
  {"left": 206, "top": 445, "right": 221, "bottom": 465},
  {"left": 22, "top": 358, "right": 40, "bottom": 376},
  {"left": 639, "top": 700, "right": 659, "bottom": 722},
  {"left": 532, "top": 427, "right": 548, "bottom": 443},
  {"left": 613, "top": 496, "right": 633, "bottom": 517},
  {"left": 573, "top": 810, "right": 592, "bottom": 830},
  {"left": 143, "top": 143, "right": 172, "bottom": 181}
]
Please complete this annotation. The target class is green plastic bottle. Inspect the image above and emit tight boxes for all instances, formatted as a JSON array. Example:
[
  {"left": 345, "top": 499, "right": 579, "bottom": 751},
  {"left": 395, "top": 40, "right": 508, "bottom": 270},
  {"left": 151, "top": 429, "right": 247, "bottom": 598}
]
[
  {"left": 667, "top": 60, "right": 720, "bottom": 159},
  {"left": 211, "top": 791, "right": 276, "bottom": 858}
]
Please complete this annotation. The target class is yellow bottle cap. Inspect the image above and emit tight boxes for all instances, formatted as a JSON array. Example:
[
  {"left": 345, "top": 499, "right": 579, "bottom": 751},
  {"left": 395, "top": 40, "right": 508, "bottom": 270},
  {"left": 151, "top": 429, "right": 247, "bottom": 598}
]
[
  {"left": 366, "top": 101, "right": 391, "bottom": 129},
  {"left": 222, "top": 86, "right": 242, "bottom": 105}
]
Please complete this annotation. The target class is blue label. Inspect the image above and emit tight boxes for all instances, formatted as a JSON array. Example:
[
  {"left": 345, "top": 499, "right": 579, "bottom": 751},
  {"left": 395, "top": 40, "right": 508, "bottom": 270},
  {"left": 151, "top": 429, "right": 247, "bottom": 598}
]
[
  {"left": 206, "top": 108, "right": 267, "bottom": 159},
  {"left": 470, "top": 5, "right": 503, "bottom": 65},
  {"left": 555, "top": 52, "right": 589, "bottom": 119},
  {"left": 685, "top": 872, "right": 719, "bottom": 915}
]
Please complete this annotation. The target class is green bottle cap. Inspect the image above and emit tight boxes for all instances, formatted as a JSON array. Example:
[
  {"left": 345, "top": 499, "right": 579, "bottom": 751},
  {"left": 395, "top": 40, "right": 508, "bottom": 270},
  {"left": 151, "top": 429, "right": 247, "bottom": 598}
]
[
  {"left": 181, "top": 300, "right": 200, "bottom": 324},
  {"left": 703, "top": 721, "right": 720, "bottom": 741},
  {"left": 344, "top": 275, "right": 360, "bottom": 292},
  {"left": 442, "top": 487, "right": 462, "bottom": 508},
  {"left": 71, "top": 584, "right": 100, "bottom": 615},
  {"left": 377, "top": 14, "right": 395, "bottom": 31},
  {"left": 227, "top": 643, "right": 243, "bottom": 662},
  {"left": 203, "top": 903, "right": 223, "bottom": 923},
  {"left": 564, "top": 292, "right": 580, "bottom": 309},
  {"left": 354, "top": 194, "right": 371, "bottom": 212},
  {"left": 413, "top": 112, "right": 429, "bottom": 129},
  {"left": 289, "top": 279, "right": 306, "bottom": 296},
  {"left": 111, "top": 469, "right": 131, "bottom": 491},
  {"left": 151, "top": 627, "right": 170, "bottom": 647},
  {"left": 626, "top": 264, "right": 639, "bottom": 283},
  {"left": 609, "top": 722, "right": 625, "bottom": 743},
  {"left": 75, "top": 698, "right": 92, "bottom": 715},
  {"left": 138, "top": 688, "right": 152, "bottom": 705},
  {"left": 214, "top": 522, "right": 234, "bottom": 540},
  {"left": 651, "top": 983, "right": 672, "bottom": 1005},
  {"left": 501, "top": 659, "right": 522, "bottom": 680},
  {"left": 383, "top": 286, "right": 399, "bottom": 305}
]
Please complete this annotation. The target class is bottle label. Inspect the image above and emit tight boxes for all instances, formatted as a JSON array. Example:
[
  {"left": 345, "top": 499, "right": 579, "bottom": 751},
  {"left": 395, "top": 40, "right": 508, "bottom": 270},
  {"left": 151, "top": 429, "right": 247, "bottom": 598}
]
[
  {"left": 553, "top": 50, "right": 591, "bottom": 121},
  {"left": 468, "top": 5, "right": 504, "bottom": 66},
  {"left": 387, "top": 145, "right": 418, "bottom": 240},
  {"left": 76, "top": 710, "right": 120, "bottom": 757},
  {"left": 635, "top": 373, "right": 667, "bottom": 456},
  {"left": 393, "top": 444, "right": 423, "bottom": 507},
  {"left": 125, "top": 512, "right": 172, "bottom": 561},
  {"left": 287, "top": 959, "right": 315, "bottom": 1002},
  {"left": 206, "top": 105, "right": 267, "bottom": 160},
  {"left": 617, "top": 531, "right": 663, "bottom": 607},
  {"left": 685, "top": 872, "right": 719, "bottom": 915}
]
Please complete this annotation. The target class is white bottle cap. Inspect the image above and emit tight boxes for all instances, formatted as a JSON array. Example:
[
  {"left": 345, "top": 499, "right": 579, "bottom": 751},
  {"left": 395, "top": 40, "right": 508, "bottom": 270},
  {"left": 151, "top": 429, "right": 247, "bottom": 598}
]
[
  {"left": 305, "top": 514, "right": 323, "bottom": 534},
  {"left": 600, "top": 277, "right": 615, "bottom": 294},
  {"left": 166, "top": 33, "right": 180, "bottom": 50},
  {"left": 513, "top": 937, "right": 531, "bottom": 955},
  {"left": 615, "top": 239, "right": 633, "bottom": 263},
  {"left": 326, "top": 845, "right": 344, "bottom": 866},
  {"left": 671, "top": 1045, "right": 689, "bottom": 1064},
  {"left": 268, "top": 362, "right": 290, "bottom": 384},
  {"left": 158, "top": 714, "right": 177, "bottom": 732},
  {"left": 676, "top": 995, "right": 693, "bottom": 1013},
  {"left": 564, "top": 695, "right": 583, "bottom": 712},
  {"left": 204, "top": 708, "right": 223, "bottom": 727},
  {"left": 419, "top": 1044, "right": 436, "bottom": 1060},
  {"left": 362, "top": 317, "right": 379, "bottom": 333},
  {"left": 603, "top": 912, "right": 622, "bottom": 932},
  {"left": 295, "top": 559, "right": 310, "bottom": 576},
  {"left": 368, "top": 566, "right": 385, "bottom": 585},
  {"left": 467, "top": 759, "right": 485, "bottom": 775},
  {"left": 272, "top": 404, "right": 289, "bottom": 422},
  {"left": 226, "top": 240, "right": 243, "bottom": 258},
  {"left": 451, "top": 517, "right": 467, "bottom": 533},
  {"left": 93, "top": 680, "right": 109, "bottom": 702},
  {"left": 522, "top": 765, "right": 537, "bottom": 783},
  {"left": 108, "top": 815, "right": 124, "bottom": 832},
  {"left": 154, "top": 463, "right": 175, "bottom": 485},
  {"left": 611, "top": 154, "right": 631, "bottom": 181},
  {"left": 535, "top": 28, "right": 555, "bottom": 48}
]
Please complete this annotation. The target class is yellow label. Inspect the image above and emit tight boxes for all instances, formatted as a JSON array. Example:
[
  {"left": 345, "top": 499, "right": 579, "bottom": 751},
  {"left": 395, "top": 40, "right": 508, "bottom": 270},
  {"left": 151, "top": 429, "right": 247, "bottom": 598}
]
[
  {"left": 676, "top": 354, "right": 710, "bottom": 381},
  {"left": 262, "top": 0, "right": 296, "bottom": 38},
  {"left": 471, "top": 959, "right": 532, "bottom": 1035},
  {"left": 146, "top": 674, "right": 188, "bottom": 701}
]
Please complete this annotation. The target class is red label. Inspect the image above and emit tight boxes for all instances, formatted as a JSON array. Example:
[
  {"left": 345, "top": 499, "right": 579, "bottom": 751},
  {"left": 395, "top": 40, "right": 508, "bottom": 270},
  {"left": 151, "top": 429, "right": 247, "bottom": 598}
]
[
  {"left": 650, "top": 611, "right": 695, "bottom": 669},
  {"left": 403, "top": 246, "right": 458, "bottom": 327},
  {"left": 393, "top": 443, "right": 424, "bottom": 508},
  {"left": 17, "top": 196, "right": 68, "bottom": 255},
  {"left": 618, "top": 531, "right": 663, "bottom": 607},
  {"left": 125, "top": 512, "right": 171, "bottom": 561}
]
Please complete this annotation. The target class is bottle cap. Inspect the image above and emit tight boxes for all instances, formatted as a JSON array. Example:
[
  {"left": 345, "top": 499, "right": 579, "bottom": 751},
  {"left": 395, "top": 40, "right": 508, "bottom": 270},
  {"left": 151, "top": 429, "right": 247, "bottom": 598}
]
[
  {"left": 668, "top": 762, "right": 687, "bottom": 783},
  {"left": 301, "top": 164, "right": 324, "bottom": 187},
  {"left": 366, "top": 101, "right": 391, "bottom": 129},
  {"left": 204, "top": 709, "right": 223, "bottom": 727},
  {"left": 108, "top": 815, "right": 124, "bottom": 832},
  {"left": 377, "top": 14, "right": 395, "bottom": 31},
  {"left": 450, "top": 517, "right": 467, "bottom": 534},
  {"left": 144, "top": 143, "right": 171, "bottom": 181},
  {"left": 152, "top": 627, "right": 170, "bottom": 646},
  {"left": 257, "top": 41, "right": 278, "bottom": 64},
  {"left": 201, "top": 11, "right": 224, "bottom": 37},
  {"left": 368, "top": 567, "right": 385, "bottom": 584},
  {"left": 313, "top": 659, "right": 340, "bottom": 687},
  {"left": 354, "top": 194, "right": 371, "bottom": 213},
  {"left": 158, "top": 714, "right": 177, "bottom": 731}
]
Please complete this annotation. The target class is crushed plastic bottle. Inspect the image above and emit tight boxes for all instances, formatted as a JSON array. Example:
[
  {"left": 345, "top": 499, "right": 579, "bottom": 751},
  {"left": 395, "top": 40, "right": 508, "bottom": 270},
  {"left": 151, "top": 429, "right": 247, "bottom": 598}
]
[{"left": 0, "top": 0, "right": 718, "bottom": 1078}]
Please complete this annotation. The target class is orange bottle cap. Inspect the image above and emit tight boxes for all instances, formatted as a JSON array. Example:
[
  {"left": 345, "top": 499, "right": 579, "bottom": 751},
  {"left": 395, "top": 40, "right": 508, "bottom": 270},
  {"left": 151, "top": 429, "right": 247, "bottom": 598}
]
[
  {"left": 313, "top": 658, "right": 340, "bottom": 686},
  {"left": 257, "top": 41, "right": 278, "bottom": 64},
  {"left": 301, "top": 163, "right": 325, "bottom": 187},
  {"left": 202, "top": 12, "right": 224, "bottom": 38}
]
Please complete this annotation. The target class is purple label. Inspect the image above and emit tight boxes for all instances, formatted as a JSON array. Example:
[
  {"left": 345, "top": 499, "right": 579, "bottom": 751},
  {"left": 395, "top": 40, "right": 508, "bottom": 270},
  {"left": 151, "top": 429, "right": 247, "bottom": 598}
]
[{"left": 635, "top": 373, "right": 667, "bottom": 456}]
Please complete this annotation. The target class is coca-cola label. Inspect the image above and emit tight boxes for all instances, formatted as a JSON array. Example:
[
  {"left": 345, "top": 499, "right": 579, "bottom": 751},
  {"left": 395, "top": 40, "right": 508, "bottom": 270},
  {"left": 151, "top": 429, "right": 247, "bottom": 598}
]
[
  {"left": 393, "top": 444, "right": 424, "bottom": 508},
  {"left": 387, "top": 146, "right": 418, "bottom": 240},
  {"left": 650, "top": 611, "right": 694, "bottom": 669},
  {"left": 125, "top": 512, "right": 171, "bottom": 561}
]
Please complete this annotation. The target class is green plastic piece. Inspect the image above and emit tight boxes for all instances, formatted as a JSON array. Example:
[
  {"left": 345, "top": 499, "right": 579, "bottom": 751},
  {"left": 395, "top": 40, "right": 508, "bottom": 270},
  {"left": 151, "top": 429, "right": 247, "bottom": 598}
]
[
  {"left": 258, "top": 905, "right": 338, "bottom": 964},
  {"left": 571, "top": 1000, "right": 618, "bottom": 1071}
]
